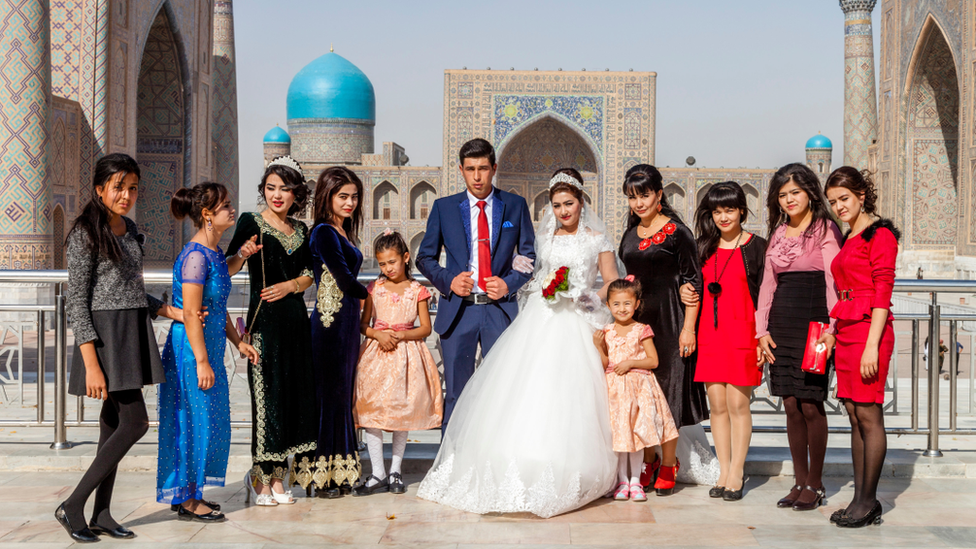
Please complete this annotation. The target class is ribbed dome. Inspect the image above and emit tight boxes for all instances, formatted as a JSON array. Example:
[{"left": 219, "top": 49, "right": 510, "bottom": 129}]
[
  {"left": 286, "top": 52, "right": 375, "bottom": 121},
  {"left": 805, "top": 134, "right": 833, "bottom": 149},
  {"left": 263, "top": 126, "right": 291, "bottom": 143}
]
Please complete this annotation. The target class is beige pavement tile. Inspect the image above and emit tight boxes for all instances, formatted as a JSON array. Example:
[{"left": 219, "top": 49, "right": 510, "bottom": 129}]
[
  {"left": 875, "top": 504, "right": 976, "bottom": 527},
  {"left": 0, "top": 519, "right": 71, "bottom": 543},
  {"left": 0, "top": 486, "right": 70, "bottom": 504},
  {"left": 382, "top": 521, "right": 571, "bottom": 545},
  {"left": 0, "top": 523, "right": 27, "bottom": 540},
  {"left": 222, "top": 500, "right": 313, "bottom": 522},
  {"left": 188, "top": 520, "right": 389, "bottom": 545},
  {"left": 569, "top": 523, "right": 757, "bottom": 546},
  {"left": 120, "top": 519, "right": 207, "bottom": 542},
  {"left": 0, "top": 543, "right": 71, "bottom": 549},
  {"left": 650, "top": 502, "right": 829, "bottom": 526},
  {"left": 926, "top": 526, "right": 976, "bottom": 548},
  {"left": 748, "top": 524, "right": 947, "bottom": 546},
  {"left": 921, "top": 478, "right": 976, "bottom": 493}
]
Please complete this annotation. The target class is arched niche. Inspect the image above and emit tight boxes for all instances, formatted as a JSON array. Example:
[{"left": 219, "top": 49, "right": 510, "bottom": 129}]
[
  {"left": 664, "top": 183, "right": 685, "bottom": 215},
  {"left": 410, "top": 181, "right": 436, "bottom": 220},
  {"left": 373, "top": 181, "right": 399, "bottom": 221},
  {"left": 409, "top": 231, "right": 425, "bottom": 273},
  {"left": 742, "top": 184, "right": 761, "bottom": 220}
]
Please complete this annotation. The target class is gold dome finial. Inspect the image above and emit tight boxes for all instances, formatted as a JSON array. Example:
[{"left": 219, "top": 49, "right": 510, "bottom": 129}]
[{"left": 330, "top": 43, "right": 334, "bottom": 53}]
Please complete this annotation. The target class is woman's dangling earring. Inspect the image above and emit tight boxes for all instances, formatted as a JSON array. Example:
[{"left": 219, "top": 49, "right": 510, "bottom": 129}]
[
  {"left": 207, "top": 218, "right": 212, "bottom": 231},
  {"left": 657, "top": 203, "right": 662, "bottom": 213}
]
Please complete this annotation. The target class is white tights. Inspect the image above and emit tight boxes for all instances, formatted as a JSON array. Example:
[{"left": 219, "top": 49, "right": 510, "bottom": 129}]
[
  {"left": 616, "top": 450, "right": 643, "bottom": 485},
  {"left": 363, "top": 428, "right": 408, "bottom": 487}
]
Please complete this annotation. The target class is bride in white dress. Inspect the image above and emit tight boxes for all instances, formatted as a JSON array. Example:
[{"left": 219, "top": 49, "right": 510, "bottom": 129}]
[{"left": 418, "top": 169, "right": 619, "bottom": 518}]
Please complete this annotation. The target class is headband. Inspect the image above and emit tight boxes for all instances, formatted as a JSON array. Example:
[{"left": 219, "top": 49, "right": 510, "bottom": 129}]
[
  {"left": 548, "top": 172, "right": 583, "bottom": 190},
  {"left": 268, "top": 155, "right": 302, "bottom": 174}
]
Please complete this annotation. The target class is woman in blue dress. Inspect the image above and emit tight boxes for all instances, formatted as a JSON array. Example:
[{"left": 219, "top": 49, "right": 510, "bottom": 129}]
[
  {"left": 309, "top": 166, "right": 368, "bottom": 498},
  {"left": 157, "top": 182, "right": 259, "bottom": 521}
]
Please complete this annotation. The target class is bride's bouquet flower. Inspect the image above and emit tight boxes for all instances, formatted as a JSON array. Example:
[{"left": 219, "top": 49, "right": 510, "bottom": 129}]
[{"left": 542, "top": 266, "right": 570, "bottom": 301}]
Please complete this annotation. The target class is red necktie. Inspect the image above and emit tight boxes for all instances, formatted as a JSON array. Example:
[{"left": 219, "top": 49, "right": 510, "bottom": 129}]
[{"left": 477, "top": 200, "right": 492, "bottom": 291}]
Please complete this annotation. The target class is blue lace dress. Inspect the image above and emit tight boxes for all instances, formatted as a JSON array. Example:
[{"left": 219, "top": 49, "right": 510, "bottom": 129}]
[{"left": 157, "top": 243, "right": 232, "bottom": 504}]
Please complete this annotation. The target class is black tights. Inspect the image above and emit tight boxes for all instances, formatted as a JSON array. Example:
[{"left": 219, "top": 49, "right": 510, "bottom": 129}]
[
  {"left": 63, "top": 390, "right": 149, "bottom": 528},
  {"left": 783, "top": 396, "right": 827, "bottom": 503},
  {"left": 846, "top": 401, "right": 886, "bottom": 517}
]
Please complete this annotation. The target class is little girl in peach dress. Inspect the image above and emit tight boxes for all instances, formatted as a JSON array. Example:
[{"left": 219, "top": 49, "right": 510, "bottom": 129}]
[
  {"left": 594, "top": 277, "right": 678, "bottom": 502},
  {"left": 354, "top": 231, "right": 443, "bottom": 496}
]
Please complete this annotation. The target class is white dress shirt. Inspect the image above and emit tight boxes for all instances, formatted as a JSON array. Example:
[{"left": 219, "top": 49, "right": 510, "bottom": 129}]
[{"left": 466, "top": 189, "right": 495, "bottom": 294}]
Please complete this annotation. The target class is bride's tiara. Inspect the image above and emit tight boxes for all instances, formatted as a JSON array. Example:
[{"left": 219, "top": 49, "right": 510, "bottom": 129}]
[
  {"left": 267, "top": 155, "right": 303, "bottom": 174},
  {"left": 548, "top": 172, "right": 583, "bottom": 190}
]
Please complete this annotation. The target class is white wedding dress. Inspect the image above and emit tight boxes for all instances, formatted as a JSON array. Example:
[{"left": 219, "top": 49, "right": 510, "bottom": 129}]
[{"left": 417, "top": 207, "right": 617, "bottom": 518}]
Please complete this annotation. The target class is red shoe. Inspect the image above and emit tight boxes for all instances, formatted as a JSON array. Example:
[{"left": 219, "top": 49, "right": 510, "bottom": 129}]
[
  {"left": 640, "top": 454, "right": 661, "bottom": 490},
  {"left": 654, "top": 459, "right": 680, "bottom": 496}
]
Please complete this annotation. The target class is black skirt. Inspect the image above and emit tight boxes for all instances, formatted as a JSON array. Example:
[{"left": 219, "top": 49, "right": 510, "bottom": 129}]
[
  {"left": 69, "top": 308, "right": 165, "bottom": 396},
  {"left": 767, "top": 271, "right": 831, "bottom": 401}
]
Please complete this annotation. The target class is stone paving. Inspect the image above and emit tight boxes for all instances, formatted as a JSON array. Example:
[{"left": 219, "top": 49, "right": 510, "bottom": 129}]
[{"left": 0, "top": 471, "right": 974, "bottom": 547}]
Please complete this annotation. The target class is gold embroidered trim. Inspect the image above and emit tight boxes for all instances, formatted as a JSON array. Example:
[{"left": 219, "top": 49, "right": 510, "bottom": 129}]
[
  {"left": 271, "top": 466, "right": 288, "bottom": 481},
  {"left": 249, "top": 332, "right": 318, "bottom": 462},
  {"left": 253, "top": 213, "right": 306, "bottom": 255},
  {"left": 251, "top": 464, "right": 272, "bottom": 486},
  {"left": 291, "top": 456, "right": 314, "bottom": 490},
  {"left": 309, "top": 452, "right": 362, "bottom": 489},
  {"left": 300, "top": 267, "right": 314, "bottom": 279},
  {"left": 316, "top": 266, "right": 343, "bottom": 328}
]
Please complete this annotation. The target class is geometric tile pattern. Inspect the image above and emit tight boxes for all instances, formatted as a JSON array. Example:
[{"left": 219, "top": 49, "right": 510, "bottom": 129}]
[
  {"left": 0, "top": 0, "right": 52, "bottom": 270},
  {"left": 288, "top": 118, "right": 374, "bottom": 166},
  {"left": 50, "top": 0, "right": 82, "bottom": 100},
  {"left": 905, "top": 27, "right": 959, "bottom": 249},
  {"left": 137, "top": 10, "right": 184, "bottom": 141},
  {"left": 841, "top": 1, "right": 878, "bottom": 168},
  {"left": 212, "top": 0, "right": 239, "bottom": 203},
  {"left": 136, "top": 157, "right": 180, "bottom": 265},
  {"left": 442, "top": 70, "right": 656, "bottom": 243}
]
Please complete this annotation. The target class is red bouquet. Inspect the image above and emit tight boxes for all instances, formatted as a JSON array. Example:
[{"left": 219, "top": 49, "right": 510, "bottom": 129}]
[{"left": 542, "top": 266, "right": 570, "bottom": 301}]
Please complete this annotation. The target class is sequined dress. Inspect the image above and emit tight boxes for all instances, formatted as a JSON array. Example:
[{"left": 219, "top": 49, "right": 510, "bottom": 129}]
[
  {"left": 355, "top": 279, "right": 443, "bottom": 431},
  {"left": 157, "top": 243, "right": 231, "bottom": 504},
  {"left": 226, "top": 213, "right": 318, "bottom": 486}
]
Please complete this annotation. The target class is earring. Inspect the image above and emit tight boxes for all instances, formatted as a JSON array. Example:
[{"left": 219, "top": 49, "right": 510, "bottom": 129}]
[
  {"left": 207, "top": 218, "right": 212, "bottom": 230},
  {"left": 657, "top": 203, "right": 662, "bottom": 213}
]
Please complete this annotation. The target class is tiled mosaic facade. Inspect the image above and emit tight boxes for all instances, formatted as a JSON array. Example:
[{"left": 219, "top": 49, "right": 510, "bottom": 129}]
[
  {"left": 442, "top": 70, "right": 656, "bottom": 243},
  {"left": 0, "top": 0, "right": 232, "bottom": 271},
  {"left": 212, "top": 0, "right": 239, "bottom": 208},
  {"left": 288, "top": 118, "right": 375, "bottom": 167},
  {"left": 874, "top": 0, "right": 974, "bottom": 276},
  {"left": 0, "top": 0, "right": 52, "bottom": 269},
  {"left": 841, "top": 0, "right": 879, "bottom": 168}
]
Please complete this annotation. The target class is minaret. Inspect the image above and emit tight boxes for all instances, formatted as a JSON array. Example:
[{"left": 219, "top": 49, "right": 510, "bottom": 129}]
[
  {"left": 212, "top": 0, "right": 240, "bottom": 203},
  {"left": 0, "top": 0, "right": 52, "bottom": 269},
  {"left": 840, "top": 0, "right": 878, "bottom": 168}
]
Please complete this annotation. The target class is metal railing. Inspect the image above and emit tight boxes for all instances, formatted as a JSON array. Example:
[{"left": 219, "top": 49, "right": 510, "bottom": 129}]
[{"left": 0, "top": 271, "right": 973, "bottom": 456}]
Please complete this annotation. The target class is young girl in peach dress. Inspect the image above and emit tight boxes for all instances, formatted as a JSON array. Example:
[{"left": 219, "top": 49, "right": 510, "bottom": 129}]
[
  {"left": 594, "top": 276, "right": 678, "bottom": 502},
  {"left": 354, "top": 230, "right": 443, "bottom": 496}
]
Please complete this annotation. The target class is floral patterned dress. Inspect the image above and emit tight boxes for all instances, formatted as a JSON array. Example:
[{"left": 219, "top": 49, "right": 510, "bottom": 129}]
[
  {"left": 603, "top": 322, "right": 679, "bottom": 453},
  {"left": 354, "top": 279, "right": 443, "bottom": 431}
]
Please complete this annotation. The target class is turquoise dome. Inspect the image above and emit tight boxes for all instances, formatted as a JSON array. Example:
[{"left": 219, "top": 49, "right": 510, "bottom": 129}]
[
  {"left": 286, "top": 52, "right": 375, "bottom": 121},
  {"left": 263, "top": 126, "right": 291, "bottom": 143},
  {"left": 805, "top": 134, "right": 832, "bottom": 149}
]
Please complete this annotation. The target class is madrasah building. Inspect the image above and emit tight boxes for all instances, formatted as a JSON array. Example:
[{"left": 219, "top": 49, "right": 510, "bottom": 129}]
[{"left": 0, "top": 0, "right": 972, "bottom": 279}]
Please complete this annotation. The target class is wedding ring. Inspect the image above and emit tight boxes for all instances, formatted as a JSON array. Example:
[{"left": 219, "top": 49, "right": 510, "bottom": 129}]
[{"left": 683, "top": 346, "right": 689, "bottom": 353}]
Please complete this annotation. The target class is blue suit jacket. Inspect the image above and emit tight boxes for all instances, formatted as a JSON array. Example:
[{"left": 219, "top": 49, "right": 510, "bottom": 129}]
[{"left": 416, "top": 188, "right": 536, "bottom": 334}]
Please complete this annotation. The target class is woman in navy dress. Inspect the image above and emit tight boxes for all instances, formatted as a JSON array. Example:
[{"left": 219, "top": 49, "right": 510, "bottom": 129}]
[
  {"left": 309, "top": 166, "right": 368, "bottom": 498},
  {"left": 157, "top": 182, "right": 259, "bottom": 521}
]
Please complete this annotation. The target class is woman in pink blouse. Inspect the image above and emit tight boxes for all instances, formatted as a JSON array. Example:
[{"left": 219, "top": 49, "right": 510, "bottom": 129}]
[
  {"left": 756, "top": 163, "right": 842, "bottom": 512},
  {"left": 823, "top": 167, "right": 897, "bottom": 528}
]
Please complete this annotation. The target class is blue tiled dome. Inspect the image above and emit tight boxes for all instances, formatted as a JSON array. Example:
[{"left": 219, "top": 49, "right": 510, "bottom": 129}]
[
  {"left": 805, "top": 134, "right": 833, "bottom": 149},
  {"left": 286, "top": 52, "right": 375, "bottom": 121},
  {"left": 263, "top": 125, "right": 291, "bottom": 143}
]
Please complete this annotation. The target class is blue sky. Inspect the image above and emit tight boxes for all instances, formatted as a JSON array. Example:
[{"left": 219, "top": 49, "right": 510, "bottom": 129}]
[{"left": 234, "top": 0, "right": 880, "bottom": 210}]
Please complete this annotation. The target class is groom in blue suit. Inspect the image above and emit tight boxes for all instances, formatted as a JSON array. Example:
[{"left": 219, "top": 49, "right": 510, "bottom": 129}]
[{"left": 417, "top": 138, "right": 535, "bottom": 432}]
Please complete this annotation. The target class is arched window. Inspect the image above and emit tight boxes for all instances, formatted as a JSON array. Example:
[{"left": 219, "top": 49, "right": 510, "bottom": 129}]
[
  {"left": 373, "top": 181, "right": 398, "bottom": 220},
  {"left": 410, "top": 181, "right": 436, "bottom": 220},
  {"left": 664, "top": 183, "right": 685, "bottom": 214}
]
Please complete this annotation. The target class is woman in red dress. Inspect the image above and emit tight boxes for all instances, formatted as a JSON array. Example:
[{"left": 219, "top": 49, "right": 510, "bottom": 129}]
[
  {"left": 683, "top": 182, "right": 766, "bottom": 501},
  {"left": 823, "top": 167, "right": 898, "bottom": 528}
]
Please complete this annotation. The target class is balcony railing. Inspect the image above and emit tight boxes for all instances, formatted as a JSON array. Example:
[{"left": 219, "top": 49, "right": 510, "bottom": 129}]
[{"left": 0, "top": 271, "right": 973, "bottom": 457}]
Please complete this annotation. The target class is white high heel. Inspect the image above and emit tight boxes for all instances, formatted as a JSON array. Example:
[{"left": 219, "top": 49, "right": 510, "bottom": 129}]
[
  {"left": 244, "top": 471, "right": 278, "bottom": 507},
  {"left": 270, "top": 484, "right": 295, "bottom": 505}
]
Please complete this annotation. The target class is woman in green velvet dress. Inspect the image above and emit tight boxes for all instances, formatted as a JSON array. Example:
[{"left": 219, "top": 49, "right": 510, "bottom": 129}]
[{"left": 226, "top": 156, "right": 318, "bottom": 505}]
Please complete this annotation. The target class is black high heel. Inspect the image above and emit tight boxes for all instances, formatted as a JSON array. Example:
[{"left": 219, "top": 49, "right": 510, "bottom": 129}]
[
  {"left": 776, "top": 484, "right": 802, "bottom": 508},
  {"left": 54, "top": 503, "right": 100, "bottom": 543},
  {"left": 837, "top": 500, "right": 883, "bottom": 528},
  {"left": 829, "top": 508, "right": 849, "bottom": 524},
  {"left": 791, "top": 485, "right": 826, "bottom": 511},
  {"left": 708, "top": 486, "right": 725, "bottom": 498}
]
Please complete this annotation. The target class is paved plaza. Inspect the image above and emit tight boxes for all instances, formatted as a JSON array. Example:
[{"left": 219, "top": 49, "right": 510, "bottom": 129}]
[{"left": 0, "top": 471, "right": 974, "bottom": 547}]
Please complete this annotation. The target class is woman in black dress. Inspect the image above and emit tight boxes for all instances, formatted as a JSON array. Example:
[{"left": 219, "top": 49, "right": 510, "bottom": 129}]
[
  {"left": 618, "top": 164, "right": 707, "bottom": 496},
  {"left": 309, "top": 166, "right": 368, "bottom": 498},
  {"left": 226, "top": 156, "right": 318, "bottom": 505}
]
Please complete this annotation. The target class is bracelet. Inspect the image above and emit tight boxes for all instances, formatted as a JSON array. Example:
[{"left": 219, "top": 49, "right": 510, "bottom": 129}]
[
  {"left": 682, "top": 328, "right": 695, "bottom": 336},
  {"left": 236, "top": 248, "right": 246, "bottom": 259},
  {"left": 293, "top": 279, "right": 300, "bottom": 293}
]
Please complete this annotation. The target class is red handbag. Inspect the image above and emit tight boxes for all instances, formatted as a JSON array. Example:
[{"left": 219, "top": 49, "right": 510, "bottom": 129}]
[{"left": 800, "top": 321, "right": 829, "bottom": 375}]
